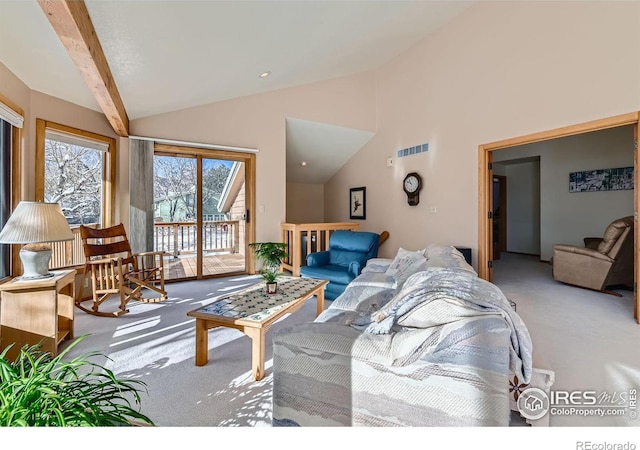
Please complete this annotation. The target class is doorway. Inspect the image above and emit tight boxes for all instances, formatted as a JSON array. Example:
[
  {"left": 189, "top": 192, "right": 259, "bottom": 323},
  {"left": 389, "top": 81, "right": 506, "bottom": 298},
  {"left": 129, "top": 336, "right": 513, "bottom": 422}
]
[
  {"left": 153, "top": 144, "right": 255, "bottom": 281},
  {"left": 478, "top": 111, "right": 640, "bottom": 323}
]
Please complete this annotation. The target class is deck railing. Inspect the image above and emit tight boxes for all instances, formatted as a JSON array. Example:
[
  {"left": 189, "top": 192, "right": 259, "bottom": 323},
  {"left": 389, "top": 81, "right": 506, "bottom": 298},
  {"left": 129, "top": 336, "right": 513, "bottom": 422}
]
[
  {"left": 49, "top": 221, "right": 240, "bottom": 270},
  {"left": 281, "top": 222, "right": 360, "bottom": 276},
  {"left": 154, "top": 220, "right": 240, "bottom": 257}
]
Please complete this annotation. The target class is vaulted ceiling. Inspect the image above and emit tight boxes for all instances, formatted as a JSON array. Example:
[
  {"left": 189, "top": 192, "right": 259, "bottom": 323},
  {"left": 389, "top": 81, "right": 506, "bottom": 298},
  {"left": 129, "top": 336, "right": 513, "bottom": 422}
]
[{"left": 0, "top": 0, "right": 474, "bottom": 181}]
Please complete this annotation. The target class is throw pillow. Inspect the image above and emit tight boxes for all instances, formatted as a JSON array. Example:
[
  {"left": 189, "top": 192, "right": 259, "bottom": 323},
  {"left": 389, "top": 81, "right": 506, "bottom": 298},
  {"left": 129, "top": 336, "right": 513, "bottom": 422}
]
[
  {"left": 384, "top": 247, "right": 427, "bottom": 287},
  {"left": 423, "top": 244, "right": 476, "bottom": 275},
  {"left": 423, "top": 243, "right": 462, "bottom": 259},
  {"left": 361, "top": 258, "right": 395, "bottom": 274}
]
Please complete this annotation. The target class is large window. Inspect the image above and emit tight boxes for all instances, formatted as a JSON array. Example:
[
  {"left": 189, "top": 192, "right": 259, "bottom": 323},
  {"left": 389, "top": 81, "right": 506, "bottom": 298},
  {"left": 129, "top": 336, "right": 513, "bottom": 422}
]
[
  {"left": 0, "top": 119, "right": 12, "bottom": 279},
  {"left": 44, "top": 130, "right": 105, "bottom": 225},
  {"left": 36, "top": 120, "right": 116, "bottom": 268},
  {"left": 0, "top": 97, "right": 23, "bottom": 279}
]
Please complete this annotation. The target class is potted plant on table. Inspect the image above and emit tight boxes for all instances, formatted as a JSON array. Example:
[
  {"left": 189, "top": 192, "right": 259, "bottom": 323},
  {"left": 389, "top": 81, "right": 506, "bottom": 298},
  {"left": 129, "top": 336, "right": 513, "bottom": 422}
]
[{"left": 249, "top": 242, "right": 288, "bottom": 294}]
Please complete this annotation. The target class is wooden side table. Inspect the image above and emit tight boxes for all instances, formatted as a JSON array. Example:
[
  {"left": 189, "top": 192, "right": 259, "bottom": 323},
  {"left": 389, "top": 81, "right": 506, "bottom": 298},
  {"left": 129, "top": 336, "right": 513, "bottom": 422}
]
[{"left": 0, "top": 269, "right": 76, "bottom": 361}]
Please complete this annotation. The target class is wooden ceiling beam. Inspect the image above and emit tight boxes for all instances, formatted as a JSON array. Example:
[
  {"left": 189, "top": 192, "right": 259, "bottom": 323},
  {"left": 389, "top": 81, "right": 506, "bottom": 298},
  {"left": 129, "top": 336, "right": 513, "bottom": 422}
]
[{"left": 38, "top": 0, "right": 129, "bottom": 136}]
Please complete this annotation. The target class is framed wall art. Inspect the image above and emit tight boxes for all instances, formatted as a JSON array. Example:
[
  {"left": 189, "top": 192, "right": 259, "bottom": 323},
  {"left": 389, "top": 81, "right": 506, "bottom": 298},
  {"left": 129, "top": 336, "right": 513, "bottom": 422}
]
[
  {"left": 349, "top": 187, "right": 366, "bottom": 220},
  {"left": 569, "top": 166, "right": 634, "bottom": 193}
]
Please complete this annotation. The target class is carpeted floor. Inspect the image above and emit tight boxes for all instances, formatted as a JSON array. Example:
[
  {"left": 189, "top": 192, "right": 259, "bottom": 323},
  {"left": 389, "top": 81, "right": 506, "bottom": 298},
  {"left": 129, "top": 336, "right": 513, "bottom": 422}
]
[
  {"left": 493, "top": 252, "right": 640, "bottom": 427},
  {"left": 64, "top": 253, "right": 640, "bottom": 427},
  {"left": 65, "top": 274, "right": 317, "bottom": 427}
]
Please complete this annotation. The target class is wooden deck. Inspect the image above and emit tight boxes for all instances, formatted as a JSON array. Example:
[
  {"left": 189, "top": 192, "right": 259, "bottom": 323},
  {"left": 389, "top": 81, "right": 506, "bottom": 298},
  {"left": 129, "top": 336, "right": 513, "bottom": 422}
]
[{"left": 163, "top": 253, "right": 246, "bottom": 280}]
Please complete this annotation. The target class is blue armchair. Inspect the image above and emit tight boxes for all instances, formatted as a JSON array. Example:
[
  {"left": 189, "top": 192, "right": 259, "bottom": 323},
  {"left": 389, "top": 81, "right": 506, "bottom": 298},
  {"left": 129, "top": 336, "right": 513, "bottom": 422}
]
[{"left": 300, "top": 230, "right": 380, "bottom": 300}]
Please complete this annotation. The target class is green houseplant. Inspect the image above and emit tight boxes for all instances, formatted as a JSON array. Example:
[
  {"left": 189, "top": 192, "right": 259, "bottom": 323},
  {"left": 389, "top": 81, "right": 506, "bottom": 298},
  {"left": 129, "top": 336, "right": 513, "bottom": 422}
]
[
  {"left": 0, "top": 337, "right": 154, "bottom": 426},
  {"left": 248, "top": 242, "right": 288, "bottom": 294}
]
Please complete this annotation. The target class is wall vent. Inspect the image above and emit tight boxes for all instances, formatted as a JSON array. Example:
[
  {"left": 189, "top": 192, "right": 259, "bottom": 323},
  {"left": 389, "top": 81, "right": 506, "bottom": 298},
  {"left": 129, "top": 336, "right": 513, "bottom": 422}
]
[{"left": 397, "top": 142, "right": 428, "bottom": 158}]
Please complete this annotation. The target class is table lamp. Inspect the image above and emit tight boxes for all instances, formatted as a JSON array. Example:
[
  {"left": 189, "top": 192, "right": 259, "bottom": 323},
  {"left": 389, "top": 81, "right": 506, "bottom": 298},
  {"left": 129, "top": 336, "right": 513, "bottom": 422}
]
[{"left": 0, "top": 201, "right": 74, "bottom": 280}]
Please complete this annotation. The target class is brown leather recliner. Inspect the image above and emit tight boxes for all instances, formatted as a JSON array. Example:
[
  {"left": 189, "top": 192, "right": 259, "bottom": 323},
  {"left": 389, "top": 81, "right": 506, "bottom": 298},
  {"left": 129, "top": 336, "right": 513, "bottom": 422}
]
[{"left": 552, "top": 216, "right": 634, "bottom": 292}]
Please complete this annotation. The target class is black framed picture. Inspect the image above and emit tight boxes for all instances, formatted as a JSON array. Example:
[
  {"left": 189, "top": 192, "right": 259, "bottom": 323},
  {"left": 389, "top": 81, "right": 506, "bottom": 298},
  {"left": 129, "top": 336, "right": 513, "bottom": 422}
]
[
  {"left": 569, "top": 166, "right": 634, "bottom": 192},
  {"left": 349, "top": 187, "right": 366, "bottom": 220}
]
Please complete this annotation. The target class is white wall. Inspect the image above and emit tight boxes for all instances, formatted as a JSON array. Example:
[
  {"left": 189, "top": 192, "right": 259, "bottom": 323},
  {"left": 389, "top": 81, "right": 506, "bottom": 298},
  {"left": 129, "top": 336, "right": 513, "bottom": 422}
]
[
  {"left": 500, "top": 161, "right": 541, "bottom": 255},
  {"left": 286, "top": 182, "right": 324, "bottom": 223},
  {"left": 493, "top": 125, "right": 634, "bottom": 260}
]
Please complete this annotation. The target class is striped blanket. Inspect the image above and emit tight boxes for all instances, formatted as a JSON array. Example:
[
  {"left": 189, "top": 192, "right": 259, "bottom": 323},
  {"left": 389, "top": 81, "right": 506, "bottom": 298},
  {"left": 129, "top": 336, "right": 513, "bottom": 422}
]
[{"left": 272, "top": 262, "right": 532, "bottom": 426}]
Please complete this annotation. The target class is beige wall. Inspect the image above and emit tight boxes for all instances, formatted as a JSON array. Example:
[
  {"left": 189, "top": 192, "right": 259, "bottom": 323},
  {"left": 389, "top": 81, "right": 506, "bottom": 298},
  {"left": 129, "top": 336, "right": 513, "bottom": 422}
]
[
  {"left": 286, "top": 182, "right": 324, "bottom": 223},
  {"left": 0, "top": 62, "right": 31, "bottom": 200},
  {"left": 325, "top": 1, "right": 640, "bottom": 261},
  {"left": 132, "top": 71, "right": 377, "bottom": 242},
  {"left": 0, "top": 62, "right": 30, "bottom": 110}
]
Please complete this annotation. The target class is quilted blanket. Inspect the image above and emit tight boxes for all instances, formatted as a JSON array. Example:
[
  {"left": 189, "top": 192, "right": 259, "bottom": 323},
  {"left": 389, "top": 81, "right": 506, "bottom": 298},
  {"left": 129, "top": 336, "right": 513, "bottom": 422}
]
[
  {"left": 350, "top": 267, "right": 533, "bottom": 384},
  {"left": 272, "top": 259, "right": 533, "bottom": 426}
]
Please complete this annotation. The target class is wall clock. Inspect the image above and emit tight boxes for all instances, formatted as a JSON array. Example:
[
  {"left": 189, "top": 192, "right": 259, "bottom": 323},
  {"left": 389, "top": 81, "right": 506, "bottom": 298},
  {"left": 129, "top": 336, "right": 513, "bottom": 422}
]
[{"left": 403, "top": 172, "right": 422, "bottom": 206}]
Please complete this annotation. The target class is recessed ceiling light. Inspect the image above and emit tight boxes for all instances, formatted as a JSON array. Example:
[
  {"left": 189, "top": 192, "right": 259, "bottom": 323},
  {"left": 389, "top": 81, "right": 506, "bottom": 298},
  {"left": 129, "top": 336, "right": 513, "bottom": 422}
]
[
  {"left": 260, "top": 71, "right": 271, "bottom": 78},
  {"left": 300, "top": 161, "right": 307, "bottom": 167}
]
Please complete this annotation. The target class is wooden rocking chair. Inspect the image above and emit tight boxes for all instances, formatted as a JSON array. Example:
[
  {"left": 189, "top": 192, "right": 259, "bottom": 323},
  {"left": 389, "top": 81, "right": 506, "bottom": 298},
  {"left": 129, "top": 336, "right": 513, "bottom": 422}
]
[{"left": 77, "top": 224, "right": 168, "bottom": 317}]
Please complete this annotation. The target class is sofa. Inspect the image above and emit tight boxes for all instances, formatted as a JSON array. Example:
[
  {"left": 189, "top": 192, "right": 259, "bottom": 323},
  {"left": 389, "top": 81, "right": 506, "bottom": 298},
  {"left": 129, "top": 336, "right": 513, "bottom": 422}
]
[
  {"left": 273, "top": 245, "right": 550, "bottom": 426},
  {"left": 552, "top": 216, "right": 634, "bottom": 292},
  {"left": 300, "top": 230, "right": 380, "bottom": 300}
]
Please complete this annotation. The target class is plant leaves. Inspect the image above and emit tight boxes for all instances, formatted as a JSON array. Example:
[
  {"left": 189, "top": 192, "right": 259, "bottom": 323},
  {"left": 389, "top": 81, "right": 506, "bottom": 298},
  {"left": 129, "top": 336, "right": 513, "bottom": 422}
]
[{"left": 0, "top": 336, "right": 154, "bottom": 427}]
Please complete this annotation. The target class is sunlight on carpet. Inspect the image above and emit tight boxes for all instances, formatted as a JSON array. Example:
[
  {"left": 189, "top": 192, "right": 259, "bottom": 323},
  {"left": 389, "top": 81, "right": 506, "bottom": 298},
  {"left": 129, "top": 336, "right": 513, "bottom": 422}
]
[{"left": 213, "top": 361, "right": 275, "bottom": 427}]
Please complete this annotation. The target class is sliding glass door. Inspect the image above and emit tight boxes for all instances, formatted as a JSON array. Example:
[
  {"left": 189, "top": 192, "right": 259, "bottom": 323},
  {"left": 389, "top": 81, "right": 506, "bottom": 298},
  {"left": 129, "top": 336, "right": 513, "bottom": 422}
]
[{"left": 153, "top": 149, "right": 251, "bottom": 281}]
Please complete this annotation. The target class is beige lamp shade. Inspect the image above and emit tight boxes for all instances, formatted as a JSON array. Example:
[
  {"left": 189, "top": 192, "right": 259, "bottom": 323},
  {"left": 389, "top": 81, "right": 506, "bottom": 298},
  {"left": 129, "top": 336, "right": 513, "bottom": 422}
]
[{"left": 0, "top": 201, "right": 74, "bottom": 244}]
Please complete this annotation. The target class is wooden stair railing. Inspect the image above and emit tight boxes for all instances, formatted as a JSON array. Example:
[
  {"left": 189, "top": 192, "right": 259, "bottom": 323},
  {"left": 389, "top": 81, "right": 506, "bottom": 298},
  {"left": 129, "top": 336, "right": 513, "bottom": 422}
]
[{"left": 281, "top": 222, "right": 390, "bottom": 276}]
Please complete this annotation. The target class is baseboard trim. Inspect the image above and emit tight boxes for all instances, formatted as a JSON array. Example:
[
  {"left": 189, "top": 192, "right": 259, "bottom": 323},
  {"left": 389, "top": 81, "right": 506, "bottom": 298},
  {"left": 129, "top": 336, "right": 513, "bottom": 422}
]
[{"left": 504, "top": 251, "right": 542, "bottom": 257}]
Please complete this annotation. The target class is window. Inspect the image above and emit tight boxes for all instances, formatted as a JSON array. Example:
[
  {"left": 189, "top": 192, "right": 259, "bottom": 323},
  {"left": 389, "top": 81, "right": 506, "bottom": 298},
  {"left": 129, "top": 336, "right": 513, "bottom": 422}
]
[
  {"left": 36, "top": 120, "right": 116, "bottom": 268},
  {"left": 0, "top": 97, "right": 23, "bottom": 279},
  {"left": 0, "top": 119, "right": 12, "bottom": 279},
  {"left": 44, "top": 131, "right": 106, "bottom": 225}
]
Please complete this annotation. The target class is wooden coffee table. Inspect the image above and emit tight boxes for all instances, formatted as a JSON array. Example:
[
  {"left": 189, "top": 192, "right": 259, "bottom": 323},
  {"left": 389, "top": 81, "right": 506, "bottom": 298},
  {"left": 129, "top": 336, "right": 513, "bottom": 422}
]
[{"left": 187, "top": 276, "right": 328, "bottom": 381}]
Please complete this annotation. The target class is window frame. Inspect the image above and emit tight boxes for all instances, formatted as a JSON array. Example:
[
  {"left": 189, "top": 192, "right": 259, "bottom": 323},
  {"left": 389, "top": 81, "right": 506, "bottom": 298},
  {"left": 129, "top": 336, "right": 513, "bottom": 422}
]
[{"left": 35, "top": 119, "right": 116, "bottom": 268}]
